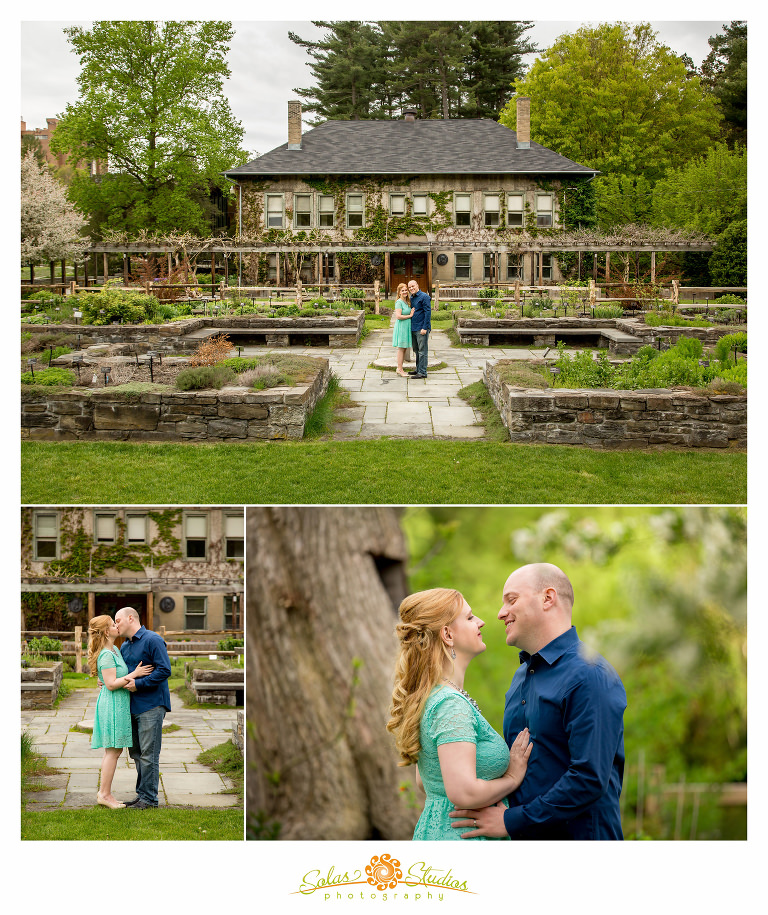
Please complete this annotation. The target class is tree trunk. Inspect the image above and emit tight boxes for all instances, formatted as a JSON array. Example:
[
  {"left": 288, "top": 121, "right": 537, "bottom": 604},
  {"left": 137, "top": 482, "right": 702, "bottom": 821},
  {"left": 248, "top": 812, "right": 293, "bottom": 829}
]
[{"left": 246, "top": 507, "right": 420, "bottom": 840}]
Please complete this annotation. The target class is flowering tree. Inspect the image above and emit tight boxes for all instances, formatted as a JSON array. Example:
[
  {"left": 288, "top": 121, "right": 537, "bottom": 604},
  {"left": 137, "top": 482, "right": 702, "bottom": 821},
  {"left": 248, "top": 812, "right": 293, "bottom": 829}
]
[{"left": 21, "top": 151, "right": 88, "bottom": 266}]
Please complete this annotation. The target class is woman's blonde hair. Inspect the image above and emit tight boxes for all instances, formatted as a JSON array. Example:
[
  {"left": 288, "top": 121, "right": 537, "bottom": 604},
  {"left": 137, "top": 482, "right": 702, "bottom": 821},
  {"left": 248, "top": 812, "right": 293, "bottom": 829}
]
[
  {"left": 386, "top": 588, "right": 464, "bottom": 766},
  {"left": 397, "top": 283, "right": 410, "bottom": 302},
  {"left": 87, "top": 615, "right": 114, "bottom": 677}
]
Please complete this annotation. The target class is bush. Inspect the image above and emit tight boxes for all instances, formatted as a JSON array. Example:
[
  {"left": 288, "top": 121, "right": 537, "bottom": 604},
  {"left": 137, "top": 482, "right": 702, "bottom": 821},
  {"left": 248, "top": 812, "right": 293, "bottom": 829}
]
[
  {"left": 217, "top": 637, "right": 244, "bottom": 651},
  {"left": 709, "top": 219, "right": 747, "bottom": 286},
  {"left": 75, "top": 289, "right": 160, "bottom": 325},
  {"left": 188, "top": 333, "right": 233, "bottom": 366},
  {"left": 20, "top": 367, "right": 75, "bottom": 386},
  {"left": 478, "top": 287, "right": 503, "bottom": 298},
  {"left": 27, "top": 635, "right": 62, "bottom": 655},
  {"left": 237, "top": 365, "right": 288, "bottom": 390},
  {"left": 309, "top": 296, "right": 330, "bottom": 308},
  {"left": 175, "top": 365, "right": 236, "bottom": 390},
  {"left": 592, "top": 305, "right": 624, "bottom": 319},
  {"left": 712, "top": 294, "right": 746, "bottom": 305},
  {"left": 714, "top": 332, "right": 747, "bottom": 364},
  {"left": 551, "top": 345, "right": 614, "bottom": 388},
  {"left": 645, "top": 312, "right": 713, "bottom": 328},
  {"left": 674, "top": 337, "right": 703, "bottom": 359}
]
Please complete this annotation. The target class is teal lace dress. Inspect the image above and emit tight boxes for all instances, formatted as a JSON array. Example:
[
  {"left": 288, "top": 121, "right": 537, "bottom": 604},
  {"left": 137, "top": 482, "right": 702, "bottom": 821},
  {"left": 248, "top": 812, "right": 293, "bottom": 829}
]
[
  {"left": 392, "top": 298, "right": 412, "bottom": 348},
  {"left": 91, "top": 648, "right": 133, "bottom": 750},
  {"left": 413, "top": 686, "right": 510, "bottom": 840}
]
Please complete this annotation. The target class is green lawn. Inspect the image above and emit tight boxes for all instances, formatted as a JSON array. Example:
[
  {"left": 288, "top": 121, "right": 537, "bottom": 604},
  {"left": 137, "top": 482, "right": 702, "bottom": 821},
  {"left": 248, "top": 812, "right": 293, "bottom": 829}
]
[
  {"left": 20, "top": 806, "right": 243, "bottom": 840},
  {"left": 21, "top": 441, "right": 745, "bottom": 504}
]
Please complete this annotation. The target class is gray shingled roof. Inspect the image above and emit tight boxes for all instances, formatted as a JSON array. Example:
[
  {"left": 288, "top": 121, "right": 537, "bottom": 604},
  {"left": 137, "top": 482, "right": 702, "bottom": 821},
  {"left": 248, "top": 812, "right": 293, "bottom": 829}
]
[{"left": 224, "top": 119, "right": 597, "bottom": 178}]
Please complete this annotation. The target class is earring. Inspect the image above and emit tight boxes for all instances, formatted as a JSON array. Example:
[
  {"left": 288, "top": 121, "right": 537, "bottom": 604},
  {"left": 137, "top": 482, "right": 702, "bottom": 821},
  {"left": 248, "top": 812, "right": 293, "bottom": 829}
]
[{"left": 450, "top": 647, "right": 456, "bottom": 660}]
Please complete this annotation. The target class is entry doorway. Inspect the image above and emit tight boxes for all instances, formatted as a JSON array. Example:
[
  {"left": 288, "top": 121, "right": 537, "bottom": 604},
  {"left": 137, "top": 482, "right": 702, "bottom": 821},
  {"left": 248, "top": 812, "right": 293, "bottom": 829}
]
[{"left": 389, "top": 253, "right": 429, "bottom": 297}]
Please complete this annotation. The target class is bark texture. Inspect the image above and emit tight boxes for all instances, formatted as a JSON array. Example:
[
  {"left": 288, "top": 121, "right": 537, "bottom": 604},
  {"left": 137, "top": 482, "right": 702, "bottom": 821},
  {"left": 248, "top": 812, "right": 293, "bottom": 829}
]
[{"left": 246, "top": 507, "right": 420, "bottom": 840}]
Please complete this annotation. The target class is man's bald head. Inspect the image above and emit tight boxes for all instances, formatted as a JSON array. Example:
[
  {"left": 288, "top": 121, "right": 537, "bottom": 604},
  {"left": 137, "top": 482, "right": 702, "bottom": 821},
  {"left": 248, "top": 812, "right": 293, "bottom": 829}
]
[
  {"left": 515, "top": 563, "right": 574, "bottom": 611},
  {"left": 498, "top": 562, "right": 574, "bottom": 654}
]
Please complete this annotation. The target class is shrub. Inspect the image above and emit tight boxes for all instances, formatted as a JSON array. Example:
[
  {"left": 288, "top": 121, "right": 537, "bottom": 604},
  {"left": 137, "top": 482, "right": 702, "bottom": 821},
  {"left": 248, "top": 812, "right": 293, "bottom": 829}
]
[
  {"left": 645, "top": 312, "right": 713, "bottom": 328},
  {"left": 217, "top": 637, "right": 244, "bottom": 651},
  {"left": 237, "top": 365, "right": 288, "bottom": 390},
  {"left": 309, "top": 296, "right": 330, "bottom": 308},
  {"left": 28, "top": 636, "right": 63, "bottom": 654},
  {"left": 76, "top": 289, "right": 160, "bottom": 325},
  {"left": 712, "top": 294, "right": 746, "bottom": 305},
  {"left": 592, "top": 305, "right": 624, "bottom": 318},
  {"left": 478, "top": 287, "right": 503, "bottom": 298},
  {"left": 714, "top": 332, "right": 747, "bottom": 364},
  {"left": 674, "top": 337, "right": 703, "bottom": 359},
  {"left": 188, "top": 333, "right": 233, "bottom": 366},
  {"left": 551, "top": 344, "right": 614, "bottom": 388},
  {"left": 175, "top": 365, "right": 236, "bottom": 390},
  {"left": 20, "top": 367, "right": 75, "bottom": 386}
]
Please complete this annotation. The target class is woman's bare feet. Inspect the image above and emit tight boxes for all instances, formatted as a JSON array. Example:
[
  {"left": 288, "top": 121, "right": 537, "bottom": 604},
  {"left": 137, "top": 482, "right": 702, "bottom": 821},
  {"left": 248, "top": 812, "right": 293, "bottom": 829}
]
[{"left": 97, "top": 793, "right": 126, "bottom": 809}]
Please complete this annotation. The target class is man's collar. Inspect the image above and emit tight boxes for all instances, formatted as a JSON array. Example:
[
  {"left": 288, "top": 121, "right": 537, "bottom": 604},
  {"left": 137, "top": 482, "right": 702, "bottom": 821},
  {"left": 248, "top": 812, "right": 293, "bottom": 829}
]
[
  {"left": 126, "top": 625, "right": 146, "bottom": 643},
  {"left": 518, "top": 626, "right": 578, "bottom": 666}
]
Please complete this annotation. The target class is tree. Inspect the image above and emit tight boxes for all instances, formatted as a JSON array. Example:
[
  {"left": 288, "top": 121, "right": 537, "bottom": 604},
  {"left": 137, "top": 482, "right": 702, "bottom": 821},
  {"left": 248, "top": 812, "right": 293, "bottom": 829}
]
[
  {"left": 499, "top": 23, "right": 722, "bottom": 184},
  {"left": 700, "top": 21, "right": 747, "bottom": 146},
  {"left": 289, "top": 21, "right": 388, "bottom": 122},
  {"left": 289, "top": 20, "right": 536, "bottom": 122},
  {"left": 246, "top": 507, "right": 421, "bottom": 840},
  {"left": 21, "top": 150, "right": 88, "bottom": 266},
  {"left": 21, "top": 134, "right": 46, "bottom": 167},
  {"left": 708, "top": 219, "right": 747, "bottom": 285},
  {"left": 50, "top": 21, "right": 247, "bottom": 238}
]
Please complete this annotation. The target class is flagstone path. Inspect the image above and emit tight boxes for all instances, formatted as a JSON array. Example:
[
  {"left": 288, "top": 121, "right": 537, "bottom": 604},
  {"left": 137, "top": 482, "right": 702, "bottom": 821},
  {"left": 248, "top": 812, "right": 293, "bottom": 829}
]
[{"left": 22, "top": 687, "right": 240, "bottom": 809}]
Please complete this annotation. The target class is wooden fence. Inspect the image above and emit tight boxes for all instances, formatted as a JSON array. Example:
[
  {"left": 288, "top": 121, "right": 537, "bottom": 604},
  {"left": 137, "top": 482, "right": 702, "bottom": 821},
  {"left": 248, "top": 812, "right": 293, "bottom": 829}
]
[{"left": 21, "top": 627, "right": 244, "bottom": 673}]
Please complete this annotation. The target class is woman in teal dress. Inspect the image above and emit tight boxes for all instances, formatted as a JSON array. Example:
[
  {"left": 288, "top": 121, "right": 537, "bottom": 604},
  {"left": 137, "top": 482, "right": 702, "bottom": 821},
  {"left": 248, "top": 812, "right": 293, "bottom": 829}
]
[
  {"left": 388, "top": 589, "right": 532, "bottom": 840},
  {"left": 392, "top": 283, "right": 413, "bottom": 377},
  {"left": 87, "top": 615, "right": 153, "bottom": 809}
]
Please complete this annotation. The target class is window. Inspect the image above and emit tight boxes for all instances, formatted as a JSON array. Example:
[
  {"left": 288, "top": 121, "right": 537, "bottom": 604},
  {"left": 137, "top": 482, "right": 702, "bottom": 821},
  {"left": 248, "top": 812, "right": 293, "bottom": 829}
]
[
  {"left": 412, "top": 195, "right": 428, "bottom": 216},
  {"left": 346, "top": 194, "right": 364, "bottom": 227},
  {"left": 34, "top": 512, "right": 58, "bottom": 560},
  {"left": 294, "top": 194, "right": 312, "bottom": 227},
  {"left": 184, "top": 596, "right": 207, "bottom": 630},
  {"left": 389, "top": 194, "right": 406, "bottom": 216},
  {"left": 125, "top": 513, "right": 148, "bottom": 544},
  {"left": 94, "top": 512, "right": 117, "bottom": 543},
  {"left": 184, "top": 513, "right": 208, "bottom": 560},
  {"left": 507, "top": 254, "right": 523, "bottom": 280},
  {"left": 225, "top": 513, "right": 244, "bottom": 560},
  {"left": 484, "top": 194, "right": 500, "bottom": 227},
  {"left": 536, "top": 195, "right": 553, "bottom": 228},
  {"left": 318, "top": 195, "right": 335, "bottom": 227},
  {"left": 224, "top": 594, "right": 241, "bottom": 629},
  {"left": 321, "top": 253, "right": 335, "bottom": 280},
  {"left": 266, "top": 195, "right": 284, "bottom": 228},
  {"left": 454, "top": 194, "right": 471, "bottom": 226},
  {"left": 267, "top": 254, "right": 277, "bottom": 282},
  {"left": 507, "top": 194, "right": 524, "bottom": 227},
  {"left": 534, "top": 253, "right": 553, "bottom": 280},
  {"left": 455, "top": 254, "right": 472, "bottom": 279}
]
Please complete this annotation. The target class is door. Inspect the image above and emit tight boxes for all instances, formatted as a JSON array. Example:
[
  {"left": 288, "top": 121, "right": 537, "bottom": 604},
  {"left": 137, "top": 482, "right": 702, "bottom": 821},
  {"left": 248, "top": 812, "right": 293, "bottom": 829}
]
[{"left": 390, "top": 253, "right": 428, "bottom": 296}]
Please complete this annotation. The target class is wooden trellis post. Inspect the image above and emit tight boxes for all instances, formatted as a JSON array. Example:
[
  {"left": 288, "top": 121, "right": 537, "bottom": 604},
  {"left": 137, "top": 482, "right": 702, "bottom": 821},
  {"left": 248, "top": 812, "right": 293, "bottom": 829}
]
[
  {"left": 374, "top": 278, "right": 380, "bottom": 314},
  {"left": 75, "top": 626, "right": 83, "bottom": 673}
]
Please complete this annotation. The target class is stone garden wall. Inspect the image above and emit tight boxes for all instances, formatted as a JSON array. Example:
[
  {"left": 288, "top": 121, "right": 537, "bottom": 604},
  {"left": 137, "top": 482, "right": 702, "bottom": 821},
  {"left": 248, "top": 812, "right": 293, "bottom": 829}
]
[
  {"left": 21, "top": 361, "right": 330, "bottom": 442},
  {"left": 21, "top": 661, "right": 63, "bottom": 710},
  {"left": 191, "top": 669, "right": 244, "bottom": 707},
  {"left": 484, "top": 364, "right": 746, "bottom": 450},
  {"left": 232, "top": 711, "right": 244, "bottom": 753},
  {"left": 21, "top": 311, "right": 365, "bottom": 353}
]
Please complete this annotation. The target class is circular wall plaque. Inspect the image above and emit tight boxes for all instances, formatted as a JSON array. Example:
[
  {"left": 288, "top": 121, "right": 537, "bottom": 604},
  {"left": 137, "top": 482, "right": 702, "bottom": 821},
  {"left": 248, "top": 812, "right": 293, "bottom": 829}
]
[
  {"left": 436, "top": 254, "right": 448, "bottom": 266},
  {"left": 68, "top": 597, "right": 83, "bottom": 614},
  {"left": 159, "top": 597, "right": 175, "bottom": 613},
  {"left": 370, "top": 254, "right": 383, "bottom": 266}
]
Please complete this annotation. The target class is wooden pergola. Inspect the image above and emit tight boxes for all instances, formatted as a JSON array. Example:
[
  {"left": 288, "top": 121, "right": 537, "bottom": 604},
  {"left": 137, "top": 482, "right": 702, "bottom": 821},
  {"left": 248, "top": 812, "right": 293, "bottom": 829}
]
[{"left": 81, "top": 238, "right": 716, "bottom": 292}]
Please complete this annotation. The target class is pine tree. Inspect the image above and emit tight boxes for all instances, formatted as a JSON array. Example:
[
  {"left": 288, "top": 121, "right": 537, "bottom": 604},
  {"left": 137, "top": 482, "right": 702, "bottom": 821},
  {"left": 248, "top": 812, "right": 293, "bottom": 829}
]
[
  {"left": 700, "top": 21, "right": 747, "bottom": 145},
  {"left": 461, "top": 21, "right": 536, "bottom": 119}
]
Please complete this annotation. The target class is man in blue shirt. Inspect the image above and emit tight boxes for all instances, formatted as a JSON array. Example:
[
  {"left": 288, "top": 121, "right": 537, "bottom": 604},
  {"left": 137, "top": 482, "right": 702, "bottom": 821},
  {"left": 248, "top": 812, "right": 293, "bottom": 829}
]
[
  {"left": 115, "top": 606, "right": 172, "bottom": 809},
  {"left": 451, "top": 563, "right": 626, "bottom": 839},
  {"left": 407, "top": 279, "right": 431, "bottom": 379}
]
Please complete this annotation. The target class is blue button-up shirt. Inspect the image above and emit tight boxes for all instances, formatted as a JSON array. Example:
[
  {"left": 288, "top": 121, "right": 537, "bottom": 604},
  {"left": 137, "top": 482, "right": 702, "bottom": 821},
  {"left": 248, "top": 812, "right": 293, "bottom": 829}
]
[
  {"left": 502, "top": 626, "right": 626, "bottom": 840},
  {"left": 120, "top": 626, "right": 172, "bottom": 715},
  {"left": 409, "top": 289, "right": 431, "bottom": 333}
]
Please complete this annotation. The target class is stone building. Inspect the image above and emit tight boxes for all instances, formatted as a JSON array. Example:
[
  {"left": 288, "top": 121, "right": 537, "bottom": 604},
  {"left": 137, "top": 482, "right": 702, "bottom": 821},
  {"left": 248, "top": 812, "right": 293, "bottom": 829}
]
[
  {"left": 21, "top": 506, "right": 244, "bottom": 634},
  {"left": 223, "top": 99, "right": 598, "bottom": 292}
]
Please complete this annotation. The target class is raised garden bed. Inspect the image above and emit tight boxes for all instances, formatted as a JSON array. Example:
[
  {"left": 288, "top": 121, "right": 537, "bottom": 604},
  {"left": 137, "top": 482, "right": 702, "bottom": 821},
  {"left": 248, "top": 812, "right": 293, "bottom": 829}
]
[
  {"left": 21, "top": 661, "right": 63, "bottom": 710},
  {"left": 484, "top": 362, "right": 746, "bottom": 450},
  {"left": 20, "top": 311, "right": 366, "bottom": 353},
  {"left": 21, "top": 358, "right": 331, "bottom": 442}
]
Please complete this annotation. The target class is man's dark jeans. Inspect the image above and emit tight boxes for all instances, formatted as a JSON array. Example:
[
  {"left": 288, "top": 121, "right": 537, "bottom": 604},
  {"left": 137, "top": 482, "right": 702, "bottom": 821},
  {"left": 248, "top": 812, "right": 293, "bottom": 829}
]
[
  {"left": 129, "top": 705, "right": 165, "bottom": 806},
  {"left": 411, "top": 330, "right": 429, "bottom": 376}
]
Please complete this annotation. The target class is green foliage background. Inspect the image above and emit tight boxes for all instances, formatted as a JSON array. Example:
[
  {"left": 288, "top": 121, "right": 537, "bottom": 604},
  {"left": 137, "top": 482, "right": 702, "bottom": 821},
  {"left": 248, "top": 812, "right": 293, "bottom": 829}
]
[{"left": 402, "top": 506, "right": 746, "bottom": 788}]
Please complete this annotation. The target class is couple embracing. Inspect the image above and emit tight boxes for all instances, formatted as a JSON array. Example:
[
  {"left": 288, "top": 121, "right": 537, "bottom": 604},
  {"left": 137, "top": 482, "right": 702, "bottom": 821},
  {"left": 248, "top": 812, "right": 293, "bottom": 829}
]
[{"left": 387, "top": 563, "right": 627, "bottom": 840}]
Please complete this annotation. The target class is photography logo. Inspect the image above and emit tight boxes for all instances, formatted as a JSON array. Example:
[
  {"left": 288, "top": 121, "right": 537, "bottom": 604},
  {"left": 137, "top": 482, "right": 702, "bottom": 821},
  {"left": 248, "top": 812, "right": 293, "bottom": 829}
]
[{"left": 293, "top": 852, "right": 476, "bottom": 902}]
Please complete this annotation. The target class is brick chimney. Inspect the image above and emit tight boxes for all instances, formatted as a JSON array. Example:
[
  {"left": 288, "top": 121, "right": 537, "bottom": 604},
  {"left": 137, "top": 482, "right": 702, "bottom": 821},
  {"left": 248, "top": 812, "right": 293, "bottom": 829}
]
[
  {"left": 288, "top": 100, "right": 302, "bottom": 149},
  {"left": 403, "top": 109, "right": 417, "bottom": 122},
  {"left": 516, "top": 97, "right": 530, "bottom": 149}
]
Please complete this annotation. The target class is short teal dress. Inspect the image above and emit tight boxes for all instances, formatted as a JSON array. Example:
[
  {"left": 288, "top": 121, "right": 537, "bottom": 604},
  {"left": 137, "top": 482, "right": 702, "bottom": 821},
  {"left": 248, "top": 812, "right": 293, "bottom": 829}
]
[
  {"left": 392, "top": 298, "right": 412, "bottom": 348},
  {"left": 92, "top": 648, "right": 133, "bottom": 750},
  {"left": 413, "top": 686, "right": 510, "bottom": 840}
]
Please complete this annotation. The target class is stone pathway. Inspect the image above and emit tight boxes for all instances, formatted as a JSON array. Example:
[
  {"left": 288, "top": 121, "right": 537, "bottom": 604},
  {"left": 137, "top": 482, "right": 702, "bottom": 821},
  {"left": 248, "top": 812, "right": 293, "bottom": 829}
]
[
  {"left": 22, "top": 687, "right": 240, "bottom": 809},
  {"left": 237, "top": 318, "right": 557, "bottom": 440}
]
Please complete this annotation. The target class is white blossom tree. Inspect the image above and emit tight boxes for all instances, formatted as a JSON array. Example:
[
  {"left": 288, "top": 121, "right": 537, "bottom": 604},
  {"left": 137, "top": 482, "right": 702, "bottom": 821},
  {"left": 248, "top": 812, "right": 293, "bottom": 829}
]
[{"left": 21, "top": 151, "right": 88, "bottom": 266}]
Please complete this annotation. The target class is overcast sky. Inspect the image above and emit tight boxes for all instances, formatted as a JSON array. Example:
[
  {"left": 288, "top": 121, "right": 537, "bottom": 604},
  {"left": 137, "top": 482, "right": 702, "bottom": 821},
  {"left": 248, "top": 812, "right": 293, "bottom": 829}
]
[{"left": 21, "top": 19, "right": 727, "bottom": 159}]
